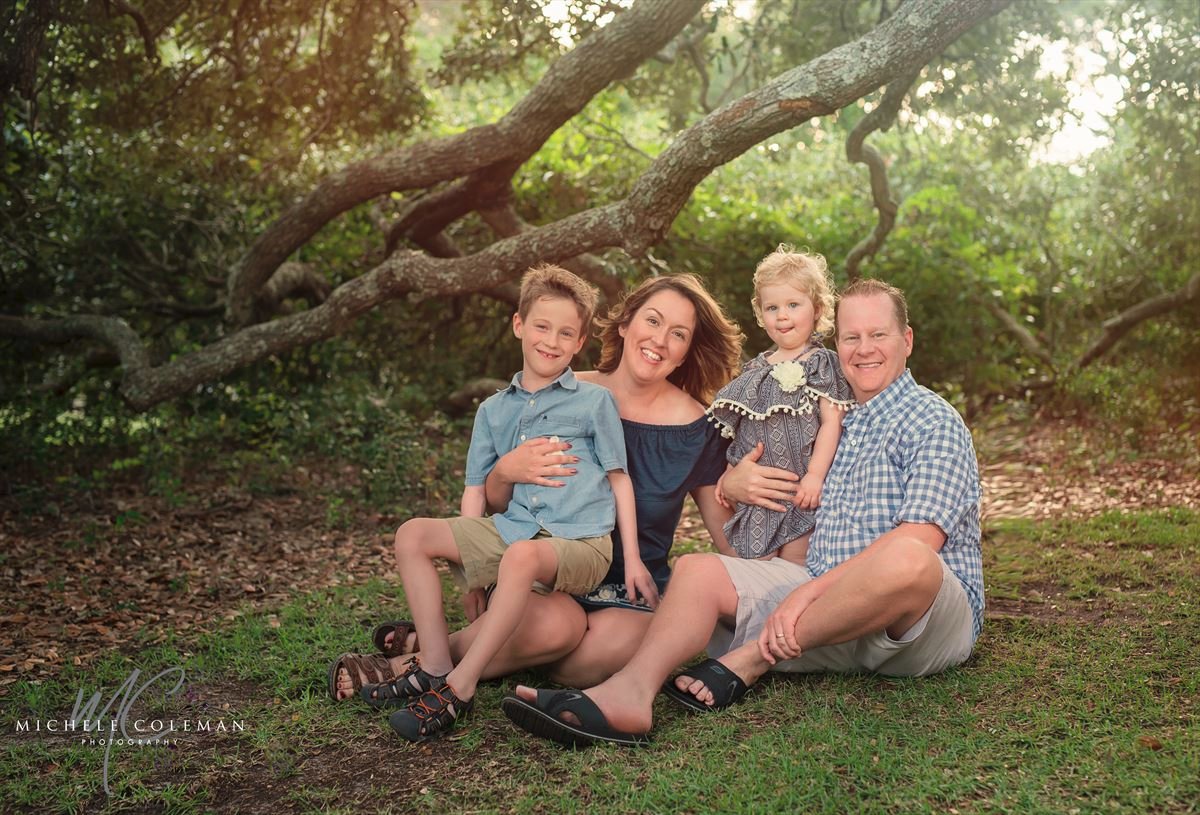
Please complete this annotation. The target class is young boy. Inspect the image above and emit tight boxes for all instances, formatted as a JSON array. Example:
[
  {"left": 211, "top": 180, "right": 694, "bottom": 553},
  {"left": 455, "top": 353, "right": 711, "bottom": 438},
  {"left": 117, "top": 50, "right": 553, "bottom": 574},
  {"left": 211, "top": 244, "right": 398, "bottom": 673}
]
[{"left": 370, "top": 263, "right": 641, "bottom": 742}]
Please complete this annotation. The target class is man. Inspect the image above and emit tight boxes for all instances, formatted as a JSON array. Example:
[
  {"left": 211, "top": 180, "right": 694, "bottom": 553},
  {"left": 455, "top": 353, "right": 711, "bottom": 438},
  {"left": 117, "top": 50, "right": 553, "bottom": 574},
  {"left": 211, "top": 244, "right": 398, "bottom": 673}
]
[{"left": 502, "top": 279, "right": 983, "bottom": 746}]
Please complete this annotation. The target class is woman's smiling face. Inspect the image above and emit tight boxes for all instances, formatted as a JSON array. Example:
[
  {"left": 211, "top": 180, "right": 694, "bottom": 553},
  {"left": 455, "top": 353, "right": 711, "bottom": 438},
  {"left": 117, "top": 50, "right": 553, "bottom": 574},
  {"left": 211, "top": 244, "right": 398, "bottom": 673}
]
[{"left": 618, "top": 290, "right": 696, "bottom": 383}]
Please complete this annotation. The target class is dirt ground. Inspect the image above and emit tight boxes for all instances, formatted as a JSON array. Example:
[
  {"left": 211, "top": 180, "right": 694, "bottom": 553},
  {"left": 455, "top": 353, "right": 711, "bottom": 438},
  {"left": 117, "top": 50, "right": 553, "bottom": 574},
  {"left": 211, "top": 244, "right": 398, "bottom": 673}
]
[{"left": 2, "top": 419, "right": 1197, "bottom": 686}]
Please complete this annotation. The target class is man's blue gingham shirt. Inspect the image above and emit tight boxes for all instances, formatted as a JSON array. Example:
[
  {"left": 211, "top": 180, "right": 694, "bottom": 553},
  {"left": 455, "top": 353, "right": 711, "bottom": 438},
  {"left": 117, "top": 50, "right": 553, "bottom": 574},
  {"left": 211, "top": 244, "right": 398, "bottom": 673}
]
[
  {"left": 810, "top": 370, "right": 984, "bottom": 639},
  {"left": 464, "top": 368, "right": 627, "bottom": 545}
]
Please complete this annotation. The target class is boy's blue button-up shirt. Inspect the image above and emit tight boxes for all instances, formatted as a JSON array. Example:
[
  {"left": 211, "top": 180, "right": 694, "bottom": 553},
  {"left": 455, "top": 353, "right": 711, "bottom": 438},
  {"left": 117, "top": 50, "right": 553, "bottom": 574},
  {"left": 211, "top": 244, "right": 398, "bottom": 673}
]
[
  {"left": 464, "top": 368, "right": 627, "bottom": 545},
  {"left": 811, "top": 370, "right": 985, "bottom": 638}
]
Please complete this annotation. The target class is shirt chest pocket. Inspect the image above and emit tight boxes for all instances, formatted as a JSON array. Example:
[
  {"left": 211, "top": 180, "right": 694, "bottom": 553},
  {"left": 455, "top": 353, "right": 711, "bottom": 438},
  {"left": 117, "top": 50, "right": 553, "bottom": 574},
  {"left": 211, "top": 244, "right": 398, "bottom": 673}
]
[{"left": 532, "top": 415, "right": 585, "bottom": 444}]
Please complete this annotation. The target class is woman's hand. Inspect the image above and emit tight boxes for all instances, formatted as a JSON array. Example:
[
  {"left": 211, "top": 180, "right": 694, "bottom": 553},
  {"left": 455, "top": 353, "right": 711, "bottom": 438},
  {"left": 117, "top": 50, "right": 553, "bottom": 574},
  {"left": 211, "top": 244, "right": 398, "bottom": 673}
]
[
  {"left": 625, "top": 560, "right": 660, "bottom": 610},
  {"left": 720, "top": 443, "right": 800, "bottom": 512},
  {"left": 493, "top": 436, "right": 579, "bottom": 488}
]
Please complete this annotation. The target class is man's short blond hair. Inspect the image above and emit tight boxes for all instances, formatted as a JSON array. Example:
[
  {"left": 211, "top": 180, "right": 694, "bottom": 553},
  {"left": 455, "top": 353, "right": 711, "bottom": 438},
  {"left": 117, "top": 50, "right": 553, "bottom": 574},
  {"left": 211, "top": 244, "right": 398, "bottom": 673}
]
[{"left": 837, "top": 278, "right": 909, "bottom": 331}]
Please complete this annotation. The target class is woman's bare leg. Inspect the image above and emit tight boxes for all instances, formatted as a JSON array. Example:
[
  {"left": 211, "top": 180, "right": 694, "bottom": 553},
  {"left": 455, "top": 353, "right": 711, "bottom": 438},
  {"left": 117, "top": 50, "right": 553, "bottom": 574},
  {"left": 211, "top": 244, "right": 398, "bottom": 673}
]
[{"left": 545, "top": 608, "right": 654, "bottom": 688}]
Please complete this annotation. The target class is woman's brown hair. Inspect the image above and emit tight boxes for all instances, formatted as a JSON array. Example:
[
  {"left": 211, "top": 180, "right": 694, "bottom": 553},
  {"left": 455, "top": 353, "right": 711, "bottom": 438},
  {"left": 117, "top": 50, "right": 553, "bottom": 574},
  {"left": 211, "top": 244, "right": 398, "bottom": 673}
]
[{"left": 595, "top": 274, "right": 743, "bottom": 405}]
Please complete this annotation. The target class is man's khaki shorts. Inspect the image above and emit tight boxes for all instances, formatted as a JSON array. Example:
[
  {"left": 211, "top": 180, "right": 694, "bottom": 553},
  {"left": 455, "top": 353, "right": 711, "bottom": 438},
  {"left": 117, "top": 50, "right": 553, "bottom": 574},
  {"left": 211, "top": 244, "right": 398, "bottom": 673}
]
[
  {"left": 708, "top": 555, "right": 976, "bottom": 677},
  {"left": 444, "top": 516, "right": 612, "bottom": 597}
]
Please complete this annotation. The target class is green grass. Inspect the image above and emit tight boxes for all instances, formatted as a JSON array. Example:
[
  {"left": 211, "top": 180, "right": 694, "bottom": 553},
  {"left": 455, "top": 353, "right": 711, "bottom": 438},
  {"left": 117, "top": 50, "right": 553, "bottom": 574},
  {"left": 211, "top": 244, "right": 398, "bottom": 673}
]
[{"left": 3, "top": 509, "right": 1197, "bottom": 813}]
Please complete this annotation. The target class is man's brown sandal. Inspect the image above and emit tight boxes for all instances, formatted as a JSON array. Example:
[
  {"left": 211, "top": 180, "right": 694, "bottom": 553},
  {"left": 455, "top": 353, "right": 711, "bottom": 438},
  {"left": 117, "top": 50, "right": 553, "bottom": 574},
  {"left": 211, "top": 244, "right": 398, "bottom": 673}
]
[
  {"left": 359, "top": 659, "right": 446, "bottom": 711},
  {"left": 389, "top": 684, "right": 473, "bottom": 743},
  {"left": 327, "top": 652, "right": 399, "bottom": 702}
]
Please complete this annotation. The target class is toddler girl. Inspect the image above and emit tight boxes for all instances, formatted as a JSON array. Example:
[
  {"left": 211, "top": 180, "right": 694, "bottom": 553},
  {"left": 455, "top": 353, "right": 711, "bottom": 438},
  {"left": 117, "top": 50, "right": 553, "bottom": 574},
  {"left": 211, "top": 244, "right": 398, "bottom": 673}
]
[{"left": 710, "top": 245, "right": 853, "bottom": 562}]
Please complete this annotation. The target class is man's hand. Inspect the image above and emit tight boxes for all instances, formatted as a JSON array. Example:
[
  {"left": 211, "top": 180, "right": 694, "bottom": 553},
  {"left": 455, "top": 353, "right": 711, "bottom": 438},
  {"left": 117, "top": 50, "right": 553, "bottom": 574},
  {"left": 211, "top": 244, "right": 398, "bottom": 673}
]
[
  {"left": 756, "top": 584, "right": 816, "bottom": 664},
  {"left": 720, "top": 442, "right": 800, "bottom": 512}
]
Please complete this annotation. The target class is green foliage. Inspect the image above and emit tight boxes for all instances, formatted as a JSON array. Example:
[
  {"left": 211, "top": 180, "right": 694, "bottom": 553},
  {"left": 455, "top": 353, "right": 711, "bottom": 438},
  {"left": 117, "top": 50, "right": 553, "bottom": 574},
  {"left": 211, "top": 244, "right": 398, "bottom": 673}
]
[
  {"left": 2, "top": 0, "right": 1198, "bottom": 430},
  {"left": 0, "top": 367, "right": 472, "bottom": 522}
]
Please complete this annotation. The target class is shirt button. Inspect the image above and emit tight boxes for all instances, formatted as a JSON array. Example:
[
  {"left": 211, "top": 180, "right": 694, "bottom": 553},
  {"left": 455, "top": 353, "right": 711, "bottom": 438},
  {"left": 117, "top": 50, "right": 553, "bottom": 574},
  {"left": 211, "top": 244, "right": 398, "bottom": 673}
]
[
  {"left": 520, "top": 434, "right": 527, "bottom": 441},
  {"left": 532, "top": 497, "right": 539, "bottom": 504},
  {"left": 529, "top": 399, "right": 536, "bottom": 406}
]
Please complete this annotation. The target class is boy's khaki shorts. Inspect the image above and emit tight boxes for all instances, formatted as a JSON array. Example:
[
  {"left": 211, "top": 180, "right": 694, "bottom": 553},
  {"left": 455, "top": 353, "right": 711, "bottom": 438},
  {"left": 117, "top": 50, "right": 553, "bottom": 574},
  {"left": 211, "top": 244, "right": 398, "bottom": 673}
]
[
  {"left": 444, "top": 516, "right": 612, "bottom": 597},
  {"left": 708, "top": 556, "right": 975, "bottom": 677}
]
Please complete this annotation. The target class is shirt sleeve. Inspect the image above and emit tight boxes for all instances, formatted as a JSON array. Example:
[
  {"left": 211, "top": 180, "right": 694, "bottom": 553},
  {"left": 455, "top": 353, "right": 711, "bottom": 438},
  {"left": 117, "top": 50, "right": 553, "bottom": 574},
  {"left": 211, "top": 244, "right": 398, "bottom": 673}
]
[
  {"left": 686, "top": 420, "right": 733, "bottom": 490},
  {"left": 463, "top": 399, "right": 498, "bottom": 486},
  {"left": 589, "top": 388, "right": 628, "bottom": 473},
  {"left": 893, "top": 414, "right": 981, "bottom": 539}
]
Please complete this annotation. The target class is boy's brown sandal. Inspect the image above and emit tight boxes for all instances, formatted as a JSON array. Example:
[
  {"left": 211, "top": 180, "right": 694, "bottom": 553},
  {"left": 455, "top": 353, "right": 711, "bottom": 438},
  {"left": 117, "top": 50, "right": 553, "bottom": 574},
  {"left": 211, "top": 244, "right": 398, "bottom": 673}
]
[
  {"left": 359, "top": 659, "right": 446, "bottom": 710},
  {"left": 389, "top": 684, "right": 473, "bottom": 743}
]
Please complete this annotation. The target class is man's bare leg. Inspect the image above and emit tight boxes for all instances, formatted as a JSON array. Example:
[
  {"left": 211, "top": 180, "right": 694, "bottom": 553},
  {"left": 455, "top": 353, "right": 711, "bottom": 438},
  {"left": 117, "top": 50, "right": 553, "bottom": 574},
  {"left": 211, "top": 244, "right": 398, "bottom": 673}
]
[
  {"left": 675, "top": 535, "right": 945, "bottom": 706},
  {"left": 515, "top": 551, "right": 740, "bottom": 734}
]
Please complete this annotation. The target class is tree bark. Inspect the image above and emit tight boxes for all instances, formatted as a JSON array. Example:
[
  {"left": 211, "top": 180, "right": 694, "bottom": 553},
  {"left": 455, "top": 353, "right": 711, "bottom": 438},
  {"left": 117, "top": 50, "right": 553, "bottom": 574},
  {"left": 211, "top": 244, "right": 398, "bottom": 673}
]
[
  {"left": 844, "top": 66, "right": 921, "bottom": 281},
  {"left": 225, "top": 0, "right": 707, "bottom": 327},
  {"left": 10, "top": 0, "right": 1014, "bottom": 410},
  {"left": 1075, "top": 270, "right": 1200, "bottom": 370},
  {"left": 0, "top": 0, "right": 58, "bottom": 105},
  {"left": 977, "top": 294, "right": 1056, "bottom": 370}
]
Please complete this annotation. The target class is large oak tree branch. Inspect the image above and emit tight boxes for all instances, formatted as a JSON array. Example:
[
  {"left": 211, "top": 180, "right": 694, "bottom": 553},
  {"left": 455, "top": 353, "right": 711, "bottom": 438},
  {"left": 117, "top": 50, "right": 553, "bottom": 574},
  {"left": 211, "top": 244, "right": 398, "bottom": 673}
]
[
  {"left": 976, "top": 294, "right": 1056, "bottom": 370},
  {"left": 11, "top": 0, "right": 1013, "bottom": 410},
  {"left": 478, "top": 202, "right": 623, "bottom": 304},
  {"left": 0, "top": 314, "right": 150, "bottom": 373},
  {"left": 226, "top": 0, "right": 706, "bottom": 327},
  {"left": 613, "top": 0, "right": 1012, "bottom": 257}
]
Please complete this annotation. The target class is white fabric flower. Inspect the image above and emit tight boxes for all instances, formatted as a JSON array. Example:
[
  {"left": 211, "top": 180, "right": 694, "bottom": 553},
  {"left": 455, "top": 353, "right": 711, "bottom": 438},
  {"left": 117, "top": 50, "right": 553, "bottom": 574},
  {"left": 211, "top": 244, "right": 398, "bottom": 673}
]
[{"left": 769, "top": 360, "right": 808, "bottom": 393}]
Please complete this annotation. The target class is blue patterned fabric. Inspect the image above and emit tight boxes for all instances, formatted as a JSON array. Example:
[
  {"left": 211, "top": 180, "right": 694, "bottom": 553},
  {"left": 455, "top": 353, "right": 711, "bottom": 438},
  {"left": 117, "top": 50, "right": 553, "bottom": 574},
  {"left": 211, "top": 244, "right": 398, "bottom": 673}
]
[
  {"left": 810, "top": 370, "right": 984, "bottom": 638},
  {"left": 464, "top": 368, "right": 627, "bottom": 545},
  {"left": 706, "top": 345, "right": 853, "bottom": 558}
]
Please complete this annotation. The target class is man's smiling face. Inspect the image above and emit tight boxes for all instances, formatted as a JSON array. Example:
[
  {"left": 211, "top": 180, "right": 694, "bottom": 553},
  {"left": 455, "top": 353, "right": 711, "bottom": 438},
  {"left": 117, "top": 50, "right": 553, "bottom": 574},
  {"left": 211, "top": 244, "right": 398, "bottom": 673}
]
[{"left": 836, "top": 292, "right": 913, "bottom": 403}]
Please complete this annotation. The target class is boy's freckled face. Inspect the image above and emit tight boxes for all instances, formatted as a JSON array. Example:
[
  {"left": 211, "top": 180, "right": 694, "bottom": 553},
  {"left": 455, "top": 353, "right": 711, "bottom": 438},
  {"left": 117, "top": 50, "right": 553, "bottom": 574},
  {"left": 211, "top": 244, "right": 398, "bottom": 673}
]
[{"left": 512, "top": 296, "right": 587, "bottom": 389}]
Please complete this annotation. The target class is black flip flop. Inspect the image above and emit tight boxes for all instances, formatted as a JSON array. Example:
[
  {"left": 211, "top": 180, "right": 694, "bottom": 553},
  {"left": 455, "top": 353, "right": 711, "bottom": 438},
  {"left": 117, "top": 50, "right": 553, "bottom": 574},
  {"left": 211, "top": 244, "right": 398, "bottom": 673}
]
[
  {"left": 661, "top": 658, "right": 749, "bottom": 713},
  {"left": 501, "top": 689, "right": 649, "bottom": 748}
]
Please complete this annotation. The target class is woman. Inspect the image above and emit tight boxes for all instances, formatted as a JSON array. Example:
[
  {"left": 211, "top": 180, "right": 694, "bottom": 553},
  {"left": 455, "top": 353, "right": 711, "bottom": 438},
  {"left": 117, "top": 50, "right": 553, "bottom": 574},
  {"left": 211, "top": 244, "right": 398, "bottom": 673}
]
[{"left": 330, "top": 274, "right": 743, "bottom": 700}]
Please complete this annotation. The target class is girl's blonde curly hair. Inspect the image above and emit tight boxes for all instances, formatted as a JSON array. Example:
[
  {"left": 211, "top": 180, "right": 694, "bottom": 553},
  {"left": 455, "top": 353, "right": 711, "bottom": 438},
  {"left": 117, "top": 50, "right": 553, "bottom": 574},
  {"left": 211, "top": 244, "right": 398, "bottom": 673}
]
[{"left": 751, "top": 244, "right": 836, "bottom": 338}]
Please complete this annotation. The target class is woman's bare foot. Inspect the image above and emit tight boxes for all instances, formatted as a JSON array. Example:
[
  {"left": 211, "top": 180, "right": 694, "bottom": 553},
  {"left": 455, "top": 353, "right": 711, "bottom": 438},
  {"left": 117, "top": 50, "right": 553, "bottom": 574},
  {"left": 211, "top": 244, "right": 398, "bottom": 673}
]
[{"left": 333, "top": 653, "right": 413, "bottom": 701}]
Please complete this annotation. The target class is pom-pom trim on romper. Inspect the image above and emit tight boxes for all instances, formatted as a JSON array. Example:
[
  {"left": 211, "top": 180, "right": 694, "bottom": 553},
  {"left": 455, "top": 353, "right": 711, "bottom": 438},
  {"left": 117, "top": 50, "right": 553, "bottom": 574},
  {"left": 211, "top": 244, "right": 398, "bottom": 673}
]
[{"left": 705, "top": 387, "right": 855, "bottom": 439}]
